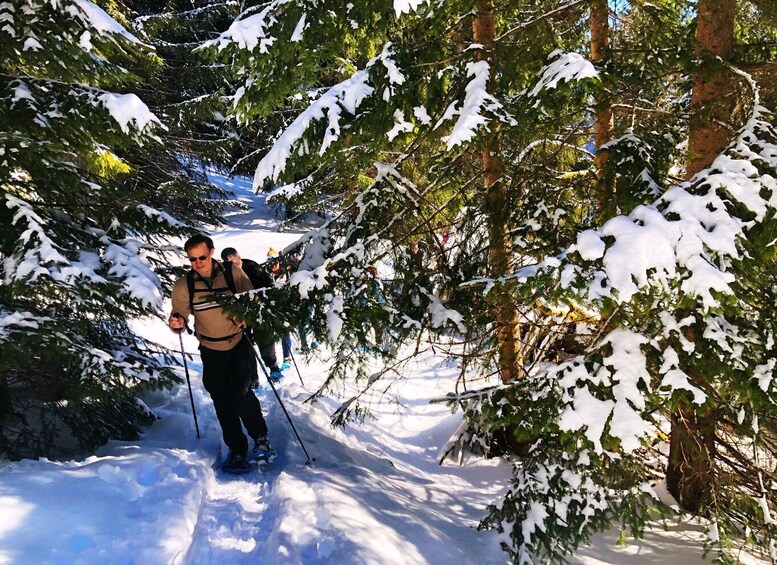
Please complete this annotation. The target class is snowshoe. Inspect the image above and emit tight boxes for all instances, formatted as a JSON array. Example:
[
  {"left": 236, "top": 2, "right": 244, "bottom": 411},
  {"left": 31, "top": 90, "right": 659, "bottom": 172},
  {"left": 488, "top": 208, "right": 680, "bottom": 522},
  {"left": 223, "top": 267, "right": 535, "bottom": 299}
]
[
  {"left": 222, "top": 450, "right": 250, "bottom": 474},
  {"left": 280, "top": 357, "right": 292, "bottom": 371},
  {"left": 268, "top": 366, "right": 284, "bottom": 383}
]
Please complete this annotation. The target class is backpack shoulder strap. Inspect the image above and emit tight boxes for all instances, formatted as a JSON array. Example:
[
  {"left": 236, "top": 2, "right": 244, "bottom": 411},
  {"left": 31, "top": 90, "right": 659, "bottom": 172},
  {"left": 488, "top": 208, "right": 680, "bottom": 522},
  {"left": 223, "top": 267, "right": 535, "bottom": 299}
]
[
  {"left": 186, "top": 262, "right": 237, "bottom": 311},
  {"left": 186, "top": 269, "right": 197, "bottom": 312}
]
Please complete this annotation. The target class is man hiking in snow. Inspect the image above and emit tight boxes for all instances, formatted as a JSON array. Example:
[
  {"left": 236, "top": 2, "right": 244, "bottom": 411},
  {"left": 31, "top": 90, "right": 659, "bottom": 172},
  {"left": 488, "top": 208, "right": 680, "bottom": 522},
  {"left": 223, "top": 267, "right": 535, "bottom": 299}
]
[
  {"left": 221, "top": 246, "right": 292, "bottom": 376},
  {"left": 168, "top": 234, "right": 273, "bottom": 473},
  {"left": 220, "top": 247, "right": 272, "bottom": 290}
]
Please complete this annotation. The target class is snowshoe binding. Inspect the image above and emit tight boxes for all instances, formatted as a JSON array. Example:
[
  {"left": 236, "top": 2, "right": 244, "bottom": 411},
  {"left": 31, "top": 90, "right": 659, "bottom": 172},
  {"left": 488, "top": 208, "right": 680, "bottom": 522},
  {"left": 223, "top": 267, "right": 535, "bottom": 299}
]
[
  {"left": 251, "top": 436, "right": 278, "bottom": 464},
  {"left": 222, "top": 450, "right": 250, "bottom": 475}
]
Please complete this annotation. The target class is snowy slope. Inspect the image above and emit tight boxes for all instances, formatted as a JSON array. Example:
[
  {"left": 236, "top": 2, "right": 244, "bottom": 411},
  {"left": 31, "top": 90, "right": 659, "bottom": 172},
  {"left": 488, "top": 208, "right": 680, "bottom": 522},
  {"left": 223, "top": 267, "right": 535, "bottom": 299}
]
[{"left": 0, "top": 168, "right": 763, "bottom": 565}]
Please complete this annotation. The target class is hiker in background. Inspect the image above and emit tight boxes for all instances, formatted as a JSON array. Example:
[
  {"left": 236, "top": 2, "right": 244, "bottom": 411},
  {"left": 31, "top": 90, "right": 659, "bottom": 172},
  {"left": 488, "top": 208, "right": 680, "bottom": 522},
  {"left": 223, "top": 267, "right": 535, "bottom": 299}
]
[
  {"left": 355, "top": 265, "right": 387, "bottom": 352},
  {"left": 296, "top": 308, "right": 317, "bottom": 355},
  {"left": 220, "top": 247, "right": 271, "bottom": 289},
  {"left": 220, "top": 246, "right": 287, "bottom": 380},
  {"left": 270, "top": 248, "right": 318, "bottom": 354},
  {"left": 435, "top": 222, "right": 451, "bottom": 248},
  {"left": 168, "top": 234, "right": 273, "bottom": 473},
  {"left": 396, "top": 241, "right": 431, "bottom": 319},
  {"left": 268, "top": 247, "right": 319, "bottom": 356},
  {"left": 407, "top": 241, "right": 425, "bottom": 270},
  {"left": 405, "top": 241, "right": 430, "bottom": 287},
  {"left": 265, "top": 248, "right": 294, "bottom": 369}
]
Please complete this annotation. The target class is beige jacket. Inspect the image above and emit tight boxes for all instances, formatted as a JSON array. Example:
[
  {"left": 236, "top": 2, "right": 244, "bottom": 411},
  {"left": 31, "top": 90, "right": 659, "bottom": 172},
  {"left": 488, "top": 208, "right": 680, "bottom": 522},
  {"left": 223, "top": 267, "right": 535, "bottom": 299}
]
[{"left": 171, "top": 260, "right": 253, "bottom": 351}]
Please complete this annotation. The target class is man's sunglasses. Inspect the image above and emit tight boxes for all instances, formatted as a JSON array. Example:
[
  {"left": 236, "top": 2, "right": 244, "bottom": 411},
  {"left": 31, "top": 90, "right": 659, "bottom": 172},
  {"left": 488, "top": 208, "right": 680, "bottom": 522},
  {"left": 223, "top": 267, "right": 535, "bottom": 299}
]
[{"left": 188, "top": 255, "right": 209, "bottom": 262}]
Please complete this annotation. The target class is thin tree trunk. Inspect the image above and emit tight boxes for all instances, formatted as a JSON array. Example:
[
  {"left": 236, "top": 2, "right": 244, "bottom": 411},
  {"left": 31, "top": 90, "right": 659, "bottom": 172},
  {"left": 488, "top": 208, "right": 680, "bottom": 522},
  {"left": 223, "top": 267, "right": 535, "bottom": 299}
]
[
  {"left": 473, "top": 0, "right": 521, "bottom": 383},
  {"left": 590, "top": 0, "right": 614, "bottom": 217},
  {"left": 668, "top": 0, "right": 735, "bottom": 513}
]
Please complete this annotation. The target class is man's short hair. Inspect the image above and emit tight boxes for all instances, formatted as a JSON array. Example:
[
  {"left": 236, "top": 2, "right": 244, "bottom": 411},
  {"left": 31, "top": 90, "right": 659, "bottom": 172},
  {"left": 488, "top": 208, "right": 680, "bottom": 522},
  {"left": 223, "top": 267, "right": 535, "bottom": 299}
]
[
  {"left": 221, "top": 247, "right": 238, "bottom": 262},
  {"left": 184, "top": 234, "right": 214, "bottom": 252}
]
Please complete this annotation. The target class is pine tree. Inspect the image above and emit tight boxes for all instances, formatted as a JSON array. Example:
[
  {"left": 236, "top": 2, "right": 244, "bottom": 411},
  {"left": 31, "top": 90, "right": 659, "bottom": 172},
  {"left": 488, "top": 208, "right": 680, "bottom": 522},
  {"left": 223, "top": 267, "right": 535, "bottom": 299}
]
[
  {"left": 666, "top": 0, "right": 737, "bottom": 516},
  {"left": 127, "top": 0, "right": 240, "bottom": 164},
  {"left": 199, "top": 0, "right": 599, "bottom": 409},
  {"left": 202, "top": 0, "right": 776, "bottom": 561},
  {"left": 0, "top": 0, "right": 201, "bottom": 458},
  {"left": 590, "top": 0, "right": 613, "bottom": 218},
  {"left": 118, "top": 0, "right": 242, "bottom": 226},
  {"left": 475, "top": 1, "right": 777, "bottom": 561}
]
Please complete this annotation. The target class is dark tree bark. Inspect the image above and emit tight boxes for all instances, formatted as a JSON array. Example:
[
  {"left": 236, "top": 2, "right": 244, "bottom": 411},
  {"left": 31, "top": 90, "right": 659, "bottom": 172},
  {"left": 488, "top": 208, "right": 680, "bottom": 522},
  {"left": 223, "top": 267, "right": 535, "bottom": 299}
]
[
  {"left": 685, "top": 0, "right": 737, "bottom": 179},
  {"left": 667, "top": 401, "right": 717, "bottom": 513},
  {"left": 0, "top": 372, "right": 10, "bottom": 418},
  {"left": 667, "top": 0, "right": 736, "bottom": 513},
  {"left": 473, "top": 0, "right": 522, "bottom": 383}
]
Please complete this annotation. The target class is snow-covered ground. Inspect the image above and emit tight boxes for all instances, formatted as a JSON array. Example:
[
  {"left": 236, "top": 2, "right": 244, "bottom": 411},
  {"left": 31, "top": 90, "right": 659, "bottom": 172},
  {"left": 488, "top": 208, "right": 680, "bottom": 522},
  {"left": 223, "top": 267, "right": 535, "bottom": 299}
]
[{"left": 0, "top": 170, "right": 765, "bottom": 564}]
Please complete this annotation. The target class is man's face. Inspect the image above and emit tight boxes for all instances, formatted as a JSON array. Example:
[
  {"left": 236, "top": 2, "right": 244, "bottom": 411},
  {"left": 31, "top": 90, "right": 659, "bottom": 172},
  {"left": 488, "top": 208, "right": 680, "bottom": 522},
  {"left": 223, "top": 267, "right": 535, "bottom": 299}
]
[
  {"left": 229, "top": 254, "right": 243, "bottom": 268},
  {"left": 187, "top": 242, "right": 213, "bottom": 277}
]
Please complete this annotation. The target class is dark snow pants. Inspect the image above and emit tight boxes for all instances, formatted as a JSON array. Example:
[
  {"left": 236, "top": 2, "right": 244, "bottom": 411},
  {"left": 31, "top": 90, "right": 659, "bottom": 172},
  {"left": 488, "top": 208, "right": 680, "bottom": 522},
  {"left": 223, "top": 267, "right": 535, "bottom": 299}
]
[{"left": 200, "top": 337, "right": 267, "bottom": 453}]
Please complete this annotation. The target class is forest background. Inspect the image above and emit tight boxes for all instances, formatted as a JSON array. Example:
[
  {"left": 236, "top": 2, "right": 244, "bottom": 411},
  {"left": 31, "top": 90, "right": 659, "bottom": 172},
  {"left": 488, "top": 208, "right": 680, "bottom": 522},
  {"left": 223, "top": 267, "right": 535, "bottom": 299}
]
[{"left": 2, "top": 0, "right": 777, "bottom": 562}]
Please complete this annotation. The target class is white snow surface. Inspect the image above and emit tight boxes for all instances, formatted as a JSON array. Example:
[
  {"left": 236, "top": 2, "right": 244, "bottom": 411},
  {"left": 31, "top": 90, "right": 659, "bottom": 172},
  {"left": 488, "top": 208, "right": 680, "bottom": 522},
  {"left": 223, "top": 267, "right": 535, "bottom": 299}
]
[
  {"left": 394, "top": 0, "right": 428, "bottom": 15},
  {"left": 386, "top": 109, "right": 414, "bottom": 141},
  {"left": 200, "top": 2, "right": 285, "bottom": 53},
  {"left": 290, "top": 13, "right": 306, "bottom": 42},
  {"left": 0, "top": 169, "right": 759, "bottom": 565}
]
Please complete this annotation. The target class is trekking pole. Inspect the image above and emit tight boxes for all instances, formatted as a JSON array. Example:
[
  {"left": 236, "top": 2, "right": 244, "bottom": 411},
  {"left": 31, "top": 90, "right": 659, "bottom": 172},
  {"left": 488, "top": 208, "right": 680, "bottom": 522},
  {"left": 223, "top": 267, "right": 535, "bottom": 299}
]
[
  {"left": 244, "top": 335, "right": 315, "bottom": 465},
  {"left": 172, "top": 313, "right": 200, "bottom": 440},
  {"left": 289, "top": 351, "right": 305, "bottom": 387}
]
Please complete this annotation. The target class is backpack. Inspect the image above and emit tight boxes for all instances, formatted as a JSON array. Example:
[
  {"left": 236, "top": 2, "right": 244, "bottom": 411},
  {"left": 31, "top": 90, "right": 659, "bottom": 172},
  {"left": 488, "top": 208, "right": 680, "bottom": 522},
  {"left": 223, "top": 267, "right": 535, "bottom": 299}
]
[{"left": 186, "top": 260, "right": 237, "bottom": 312}]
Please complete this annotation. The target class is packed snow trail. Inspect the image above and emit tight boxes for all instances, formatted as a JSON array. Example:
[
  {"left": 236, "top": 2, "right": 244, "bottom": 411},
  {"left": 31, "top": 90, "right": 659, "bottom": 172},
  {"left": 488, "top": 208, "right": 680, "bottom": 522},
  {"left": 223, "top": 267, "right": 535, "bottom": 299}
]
[
  {"left": 167, "top": 169, "right": 511, "bottom": 564},
  {"left": 180, "top": 354, "right": 510, "bottom": 565},
  {"left": 184, "top": 385, "right": 285, "bottom": 564}
]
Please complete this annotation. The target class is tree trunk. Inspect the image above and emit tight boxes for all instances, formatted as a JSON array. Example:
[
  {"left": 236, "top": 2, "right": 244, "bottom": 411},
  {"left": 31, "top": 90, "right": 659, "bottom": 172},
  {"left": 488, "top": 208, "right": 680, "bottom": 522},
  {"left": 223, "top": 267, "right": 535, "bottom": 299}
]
[
  {"left": 590, "top": 0, "right": 614, "bottom": 217},
  {"left": 668, "top": 0, "right": 735, "bottom": 513},
  {"left": 473, "top": 0, "right": 522, "bottom": 383},
  {"left": 667, "top": 402, "right": 716, "bottom": 513},
  {"left": 685, "top": 0, "right": 737, "bottom": 179}
]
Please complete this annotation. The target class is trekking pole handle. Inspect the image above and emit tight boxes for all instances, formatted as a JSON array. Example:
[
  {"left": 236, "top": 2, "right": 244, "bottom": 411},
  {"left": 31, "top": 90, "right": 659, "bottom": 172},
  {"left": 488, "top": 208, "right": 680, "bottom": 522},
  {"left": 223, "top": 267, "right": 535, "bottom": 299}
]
[{"left": 171, "top": 312, "right": 192, "bottom": 335}]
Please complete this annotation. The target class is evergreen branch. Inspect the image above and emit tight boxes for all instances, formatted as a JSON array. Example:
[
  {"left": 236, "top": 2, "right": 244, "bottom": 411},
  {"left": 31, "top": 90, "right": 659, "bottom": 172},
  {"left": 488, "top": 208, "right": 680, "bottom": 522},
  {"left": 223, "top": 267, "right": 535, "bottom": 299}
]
[
  {"left": 611, "top": 103, "right": 681, "bottom": 116},
  {"left": 132, "top": 1, "right": 237, "bottom": 23},
  {"left": 514, "top": 138, "right": 594, "bottom": 164},
  {"left": 329, "top": 346, "right": 431, "bottom": 427},
  {"left": 156, "top": 93, "right": 228, "bottom": 108},
  {"left": 495, "top": 0, "right": 588, "bottom": 43}
]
